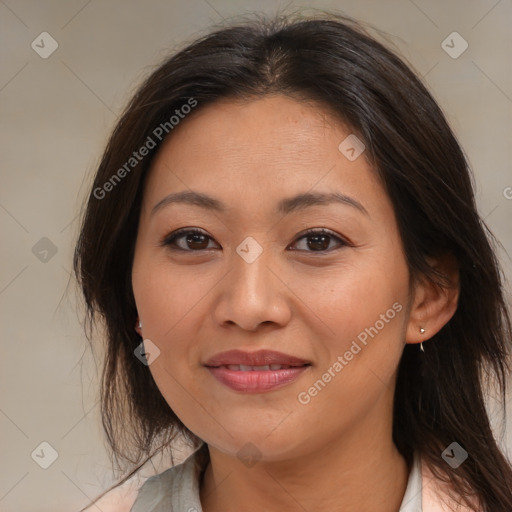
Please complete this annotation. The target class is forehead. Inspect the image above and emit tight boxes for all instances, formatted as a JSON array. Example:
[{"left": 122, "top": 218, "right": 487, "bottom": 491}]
[
  {"left": 141, "top": 95, "right": 387, "bottom": 218},
  {"left": 154, "top": 95, "right": 348, "bottom": 162}
]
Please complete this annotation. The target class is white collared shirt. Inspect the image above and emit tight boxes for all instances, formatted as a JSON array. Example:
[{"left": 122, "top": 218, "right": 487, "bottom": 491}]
[{"left": 130, "top": 444, "right": 423, "bottom": 511}]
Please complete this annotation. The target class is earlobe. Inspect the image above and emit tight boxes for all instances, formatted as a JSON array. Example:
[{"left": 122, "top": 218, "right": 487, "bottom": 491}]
[
  {"left": 405, "top": 254, "right": 460, "bottom": 346},
  {"left": 135, "top": 318, "right": 143, "bottom": 337}
]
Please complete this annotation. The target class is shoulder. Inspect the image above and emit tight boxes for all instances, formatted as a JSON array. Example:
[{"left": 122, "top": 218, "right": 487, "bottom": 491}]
[
  {"left": 82, "top": 445, "right": 208, "bottom": 512},
  {"left": 82, "top": 475, "right": 146, "bottom": 512},
  {"left": 421, "top": 459, "right": 482, "bottom": 512}
]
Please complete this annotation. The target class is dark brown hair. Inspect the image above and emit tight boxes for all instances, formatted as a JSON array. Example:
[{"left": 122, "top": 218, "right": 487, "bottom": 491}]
[{"left": 74, "top": 12, "right": 512, "bottom": 510}]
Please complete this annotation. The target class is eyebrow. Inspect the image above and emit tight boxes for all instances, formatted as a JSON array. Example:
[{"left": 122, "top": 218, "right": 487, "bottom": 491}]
[{"left": 150, "top": 190, "right": 368, "bottom": 217}]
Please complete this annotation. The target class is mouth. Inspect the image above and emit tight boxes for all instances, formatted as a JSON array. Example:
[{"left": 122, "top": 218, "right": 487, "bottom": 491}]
[
  {"left": 204, "top": 349, "right": 311, "bottom": 368},
  {"left": 204, "top": 350, "right": 311, "bottom": 393},
  {"left": 210, "top": 363, "right": 310, "bottom": 371}
]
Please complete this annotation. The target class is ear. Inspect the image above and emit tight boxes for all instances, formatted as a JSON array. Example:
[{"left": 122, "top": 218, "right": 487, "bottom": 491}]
[
  {"left": 135, "top": 317, "right": 143, "bottom": 337},
  {"left": 405, "top": 253, "right": 460, "bottom": 345}
]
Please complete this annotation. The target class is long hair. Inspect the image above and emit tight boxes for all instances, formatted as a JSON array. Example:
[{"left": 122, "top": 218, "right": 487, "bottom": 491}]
[{"left": 73, "top": 12, "right": 512, "bottom": 510}]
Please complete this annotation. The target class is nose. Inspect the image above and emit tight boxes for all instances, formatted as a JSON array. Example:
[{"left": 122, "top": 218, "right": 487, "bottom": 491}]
[{"left": 212, "top": 246, "right": 292, "bottom": 332}]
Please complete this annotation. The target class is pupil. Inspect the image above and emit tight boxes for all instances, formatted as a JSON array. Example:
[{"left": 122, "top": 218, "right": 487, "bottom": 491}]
[
  {"left": 308, "top": 234, "right": 329, "bottom": 251},
  {"left": 187, "top": 234, "right": 208, "bottom": 249}
]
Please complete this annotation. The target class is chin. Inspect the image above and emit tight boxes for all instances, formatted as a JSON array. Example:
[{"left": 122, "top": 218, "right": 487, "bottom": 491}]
[{"left": 202, "top": 430, "right": 307, "bottom": 463}]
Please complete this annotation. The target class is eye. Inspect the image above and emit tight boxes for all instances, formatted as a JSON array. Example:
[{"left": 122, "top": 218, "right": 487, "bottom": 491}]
[
  {"left": 288, "top": 228, "right": 348, "bottom": 252},
  {"left": 161, "top": 228, "right": 219, "bottom": 251},
  {"left": 161, "top": 227, "right": 349, "bottom": 253}
]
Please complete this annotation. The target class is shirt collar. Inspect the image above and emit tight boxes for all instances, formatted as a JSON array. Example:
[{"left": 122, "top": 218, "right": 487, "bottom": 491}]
[{"left": 130, "top": 444, "right": 423, "bottom": 512}]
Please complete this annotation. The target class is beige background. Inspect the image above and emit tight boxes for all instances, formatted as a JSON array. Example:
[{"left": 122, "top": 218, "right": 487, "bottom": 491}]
[{"left": 1, "top": 0, "right": 511, "bottom": 510}]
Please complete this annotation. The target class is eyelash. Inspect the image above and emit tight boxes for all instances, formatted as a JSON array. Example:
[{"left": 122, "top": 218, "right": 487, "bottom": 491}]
[{"left": 160, "top": 227, "right": 350, "bottom": 253}]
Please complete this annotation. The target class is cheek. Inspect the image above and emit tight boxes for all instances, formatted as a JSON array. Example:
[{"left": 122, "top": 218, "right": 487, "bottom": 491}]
[
  {"left": 131, "top": 251, "right": 212, "bottom": 408},
  {"left": 295, "top": 248, "right": 410, "bottom": 403},
  {"left": 292, "top": 253, "right": 409, "bottom": 345},
  {"left": 132, "top": 250, "right": 214, "bottom": 336}
]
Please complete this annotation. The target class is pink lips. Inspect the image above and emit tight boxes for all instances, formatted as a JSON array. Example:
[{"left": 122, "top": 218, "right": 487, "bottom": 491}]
[{"left": 204, "top": 349, "right": 311, "bottom": 393}]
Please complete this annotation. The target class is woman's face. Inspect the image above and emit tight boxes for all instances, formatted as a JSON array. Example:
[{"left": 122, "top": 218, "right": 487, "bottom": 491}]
[{"left": 132, "top": 95, "right": 414, "bottom": 460}]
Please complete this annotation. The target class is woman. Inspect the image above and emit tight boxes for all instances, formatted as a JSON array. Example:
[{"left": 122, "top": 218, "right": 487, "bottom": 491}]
[{"left": 74, "top": 12, "right": 512, "bottom": 512}]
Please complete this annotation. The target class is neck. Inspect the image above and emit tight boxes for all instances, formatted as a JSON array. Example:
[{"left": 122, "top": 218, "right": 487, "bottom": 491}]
[{"left": 200, "top": 412, "right": 409, "bottom": 512}]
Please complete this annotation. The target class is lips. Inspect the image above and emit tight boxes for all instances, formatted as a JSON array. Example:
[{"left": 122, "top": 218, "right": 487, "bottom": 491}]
[
  {"left": 204, "top": 349, "right": 311, "bottom": 368},
  {"left": 204, "top": 350, "right": 311, "bottom": 392},
  {"left": 222, "top": 364, "right": 299, "bottom": 371}
]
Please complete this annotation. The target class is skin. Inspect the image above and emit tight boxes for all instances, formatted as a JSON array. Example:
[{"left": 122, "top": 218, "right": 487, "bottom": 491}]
[{"left": 131, "top": 95, "right": 459, "bottom": 512}]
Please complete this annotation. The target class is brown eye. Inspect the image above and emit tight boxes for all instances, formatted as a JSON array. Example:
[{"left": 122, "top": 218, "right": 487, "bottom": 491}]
[
  {"left": 162, "top": 227, "right": 348, "bottom": 253},
  {"left": 162, "top": 228, "right": 219, "bottom": 251},
  {"left": 184, "top": 233, "right": 210, "bottom": 250},
  {"left": 290, "top": 228, "right": 347, "bottom": 252}
]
